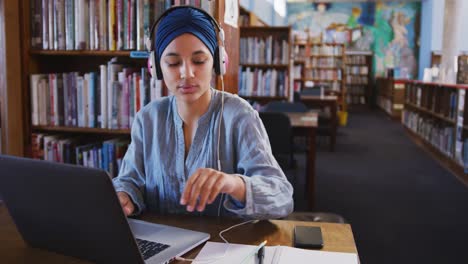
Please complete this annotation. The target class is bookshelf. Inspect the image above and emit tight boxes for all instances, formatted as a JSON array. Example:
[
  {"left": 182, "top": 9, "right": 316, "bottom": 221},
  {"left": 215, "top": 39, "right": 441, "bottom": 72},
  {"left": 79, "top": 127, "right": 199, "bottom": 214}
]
[
  {"left": 291, "top": 42, "right": 346, "bottom": 111},
  {"left": 344, "top": 51, "right": 373, "bottom": 106},
  {"left": 17, "top": 1, "right": 239, "bottom": 175},
  {"left": 376, "top": 77, "right": 406, "bottom": 119},
  {"left": 238, "top": 26, "right": 291, "bottom": 103},
  {"left": 402, "top": 80, "right": 468, "bottom": 184}
]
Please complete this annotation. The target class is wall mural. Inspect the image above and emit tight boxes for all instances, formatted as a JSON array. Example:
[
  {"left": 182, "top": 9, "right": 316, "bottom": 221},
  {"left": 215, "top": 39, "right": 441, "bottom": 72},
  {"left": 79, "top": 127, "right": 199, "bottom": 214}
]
[{"left": 288, "top": 1, "right": 420, "bottom": 78}]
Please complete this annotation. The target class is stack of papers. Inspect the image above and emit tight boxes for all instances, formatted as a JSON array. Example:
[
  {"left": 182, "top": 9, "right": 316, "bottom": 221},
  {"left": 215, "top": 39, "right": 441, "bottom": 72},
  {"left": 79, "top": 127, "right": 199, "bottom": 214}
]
[{"left": 193, "top": 242, "right": 359, "bottom": 264}]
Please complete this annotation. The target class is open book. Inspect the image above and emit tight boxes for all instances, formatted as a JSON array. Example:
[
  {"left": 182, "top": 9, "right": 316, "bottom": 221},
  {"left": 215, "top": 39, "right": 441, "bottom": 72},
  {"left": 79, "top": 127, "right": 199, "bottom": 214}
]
[{"left": 193, "top": 242, "right": 358, "bottom": 264}]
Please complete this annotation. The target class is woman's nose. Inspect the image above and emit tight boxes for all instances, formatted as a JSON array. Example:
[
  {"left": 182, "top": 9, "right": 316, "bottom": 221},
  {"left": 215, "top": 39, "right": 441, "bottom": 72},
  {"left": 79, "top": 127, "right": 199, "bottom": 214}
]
[{"left": 180, "top": 61, "right": 195, "bottom": 79}]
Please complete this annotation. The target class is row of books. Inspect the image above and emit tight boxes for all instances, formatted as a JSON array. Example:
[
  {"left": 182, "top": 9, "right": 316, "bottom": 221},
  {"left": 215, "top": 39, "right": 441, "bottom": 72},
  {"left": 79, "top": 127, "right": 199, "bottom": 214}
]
[
  {"left": 308, "top": 45, "right": 343, "bottom": 56},
  {"left": 344, "top": 55, "right": 368, "bottom": 65},
  {"left": 345, "top": 75, "right": 368, "bottom": 85},
  {"left": 304, "top": 69, "right": 342, "bottom": 81},
  {"left": 346, "top": 94, "right": 366, "bottom": 105},
  {"left": 30, "top": 0, "right": 211, "bottom": 51},
  {"left": 239, "top": 36, "right": 290, "bottom": 65},
  {"left": 402, "top": 110, "right": 455, "bottom": 158},
  {"left": 30, "top": 58, "right": 163, "bottom": 129},
  {"left": 292, "top": 45, "right": 343, "bottom": 58},
  {"left": 345, "top": 66, "right": 369, "bottom": 75},
  {"left": 346, "top": 85, "right": 366, "bottom": 96},
  {"left": 292, "top": 65, "right": 302, "bottom": 79},
  {"left": 32, "top": 133, "right": 129, "bottom": 178},
  {"left": 305, "top": 57, "right": 343, "bottom": 68},
  {"left": 238, "top": 67, "right": 288, "bottom": 97},
  {"left": 405, "top": 84, "right": 458, "bottom": 120},
  {"left": 377, "top": 97, "right": 392, "bottom": 115}
]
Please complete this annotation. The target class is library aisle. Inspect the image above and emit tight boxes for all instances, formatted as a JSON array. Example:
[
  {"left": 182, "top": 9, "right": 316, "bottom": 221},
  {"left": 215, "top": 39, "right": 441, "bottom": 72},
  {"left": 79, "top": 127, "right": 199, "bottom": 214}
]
[{"left": 292, "top": 108, "right": 468, "bottom": 264}]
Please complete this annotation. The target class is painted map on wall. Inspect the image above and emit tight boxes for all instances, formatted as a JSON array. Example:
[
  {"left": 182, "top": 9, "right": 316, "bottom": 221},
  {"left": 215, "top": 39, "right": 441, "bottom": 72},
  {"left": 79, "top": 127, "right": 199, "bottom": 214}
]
[{"left": 288, "top": 2, "right": 421, "bottom": 78}]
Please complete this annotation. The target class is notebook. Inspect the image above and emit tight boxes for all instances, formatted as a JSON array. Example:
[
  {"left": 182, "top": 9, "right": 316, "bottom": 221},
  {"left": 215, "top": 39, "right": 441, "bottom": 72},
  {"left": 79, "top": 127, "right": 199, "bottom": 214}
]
[
  {"left": 193, "top": 242, "right": 359, "bottom": 264},
  {"left": 0, "top": 155, "right": 210, "bottom": 264}
]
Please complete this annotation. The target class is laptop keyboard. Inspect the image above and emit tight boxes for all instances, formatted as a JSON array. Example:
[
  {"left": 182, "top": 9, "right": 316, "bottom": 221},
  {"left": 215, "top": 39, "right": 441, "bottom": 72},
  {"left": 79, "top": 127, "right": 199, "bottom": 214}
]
[{"left": 136, "top": 238, "right": 170, "bottom": 260}]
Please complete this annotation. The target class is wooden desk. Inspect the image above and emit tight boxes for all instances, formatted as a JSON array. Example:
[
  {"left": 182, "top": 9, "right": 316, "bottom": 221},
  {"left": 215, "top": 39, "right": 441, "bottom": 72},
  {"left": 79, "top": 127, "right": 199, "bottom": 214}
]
[
  {"left": 285, "top": 112, "right": 318, "bottom": 210},
  {"left": 0, "top": 204, "right": 358, "bottom": 263},
  {"left": 299, "top": 95, "right": 338, "bottom": 151}
]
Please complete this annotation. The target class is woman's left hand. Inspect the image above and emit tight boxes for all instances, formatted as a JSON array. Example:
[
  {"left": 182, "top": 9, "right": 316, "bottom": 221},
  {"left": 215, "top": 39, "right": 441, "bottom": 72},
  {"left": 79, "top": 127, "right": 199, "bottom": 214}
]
[{"left": 180, "top": 168, "right": 246, "bottom": 212}]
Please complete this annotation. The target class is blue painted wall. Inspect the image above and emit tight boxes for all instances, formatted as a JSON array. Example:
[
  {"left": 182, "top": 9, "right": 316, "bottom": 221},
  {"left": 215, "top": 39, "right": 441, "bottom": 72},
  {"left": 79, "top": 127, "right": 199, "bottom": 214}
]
[
  {"left": 418, "top": 0, "right": 434, "bottom": 79},
  {"left": 240, "top": 0, "right": 286, "bottom": 26}
]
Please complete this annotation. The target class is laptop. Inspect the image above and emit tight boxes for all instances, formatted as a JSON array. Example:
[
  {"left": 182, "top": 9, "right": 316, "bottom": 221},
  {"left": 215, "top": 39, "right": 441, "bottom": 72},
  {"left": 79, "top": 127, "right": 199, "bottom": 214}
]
[{"left": 0, "top": 155, "right": 210, "bottom": 264}]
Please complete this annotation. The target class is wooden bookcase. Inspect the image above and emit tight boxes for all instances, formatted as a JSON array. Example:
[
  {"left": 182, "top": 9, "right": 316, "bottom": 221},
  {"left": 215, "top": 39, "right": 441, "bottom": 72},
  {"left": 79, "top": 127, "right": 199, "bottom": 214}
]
[
  {"left": 402, "top": 80, "right": 468, "bottom": 185},
  {"left": 344, "top": 51, "right": 373, "bottom": 107},
  {"left": 291, "top": 42, "right": 346, "bottom": 111},
  {"left": 376, "top": 77, "right": 406, "bottom": 119},
  {"left": 239, "top": 6, "right": 267, "bottom": 27},
  {"left": 238, "top": 26, "right": 291, "bottom": 103},
  {"left": 17, "top": 1, "right": 239, "bottom": 170}
]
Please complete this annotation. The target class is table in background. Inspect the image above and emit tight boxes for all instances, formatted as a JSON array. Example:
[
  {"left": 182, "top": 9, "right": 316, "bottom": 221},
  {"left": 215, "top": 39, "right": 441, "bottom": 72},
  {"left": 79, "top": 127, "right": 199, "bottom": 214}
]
[
  {"left": 299, "top": 95, "right": 338, "bottom": 152},
  {"left": 0, "top": 204, "right": 358, "bottom": 263},
  {"left": 285, "top": 111, "right": 318, "bottom": 210}
]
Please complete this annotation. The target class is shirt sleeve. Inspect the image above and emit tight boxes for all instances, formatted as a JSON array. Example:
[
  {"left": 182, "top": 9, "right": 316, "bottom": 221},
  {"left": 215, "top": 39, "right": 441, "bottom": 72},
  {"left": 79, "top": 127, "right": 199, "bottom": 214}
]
[
  {"left": 112, "top": 113, "right": 146, "bottom": 215},
  {"left": 223, "top": 109, "right": 294, "bottom": 219}
]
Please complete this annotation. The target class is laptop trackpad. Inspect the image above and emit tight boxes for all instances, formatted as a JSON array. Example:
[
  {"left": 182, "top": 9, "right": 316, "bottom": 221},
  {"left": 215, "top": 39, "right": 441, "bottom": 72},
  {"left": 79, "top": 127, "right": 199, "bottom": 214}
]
[{"left": 128, "top": 218, "right": 165, "bottom": 237}]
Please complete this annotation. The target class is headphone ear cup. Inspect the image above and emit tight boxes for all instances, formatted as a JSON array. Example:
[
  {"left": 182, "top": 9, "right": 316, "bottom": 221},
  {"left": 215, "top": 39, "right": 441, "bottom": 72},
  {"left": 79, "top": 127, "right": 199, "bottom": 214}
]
[
  {"left": 148, "top": 52, "right": 159, "bottom": 79},
  {"left": 214, "top": 46, "right": 226, "bottom": 76},
  {"left": 214, "top": 47, "right": 220, "bottom": 75},
  {"left": 155, "top": 54, "right": 163, "bottom": 80}
]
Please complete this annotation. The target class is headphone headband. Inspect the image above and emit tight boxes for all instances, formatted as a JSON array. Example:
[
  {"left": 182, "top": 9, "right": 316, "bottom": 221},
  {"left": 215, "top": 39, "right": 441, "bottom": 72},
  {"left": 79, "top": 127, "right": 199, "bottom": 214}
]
[
  {"left": 146, "top": 6, "right": 226, "bottom": 79},
  {"left": 146, "top": 6, "right": 224, "bottom": 52}
]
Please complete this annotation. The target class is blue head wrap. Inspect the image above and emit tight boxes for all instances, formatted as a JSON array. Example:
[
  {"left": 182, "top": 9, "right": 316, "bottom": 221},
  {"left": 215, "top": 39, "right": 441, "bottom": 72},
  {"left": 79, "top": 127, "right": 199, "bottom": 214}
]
[{"left": 155, "top": 7, "right": 218, "bottom": 60}]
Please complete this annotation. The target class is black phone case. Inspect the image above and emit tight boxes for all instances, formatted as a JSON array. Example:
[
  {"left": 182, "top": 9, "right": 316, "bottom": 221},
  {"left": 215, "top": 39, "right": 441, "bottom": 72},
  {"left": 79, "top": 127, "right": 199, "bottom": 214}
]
[{"left": 294, "top": 226, "right": 324, "bottom": 249}]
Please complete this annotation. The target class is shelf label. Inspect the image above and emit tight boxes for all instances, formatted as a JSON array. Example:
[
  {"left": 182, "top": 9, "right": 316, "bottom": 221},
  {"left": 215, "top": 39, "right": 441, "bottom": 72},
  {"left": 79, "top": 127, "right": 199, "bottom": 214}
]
[
  {"left": 394, "top": 83, "right": 405, "bottom": 90},
  {"left": 393, "top": 104, "right": 404, "bottom": 110}
]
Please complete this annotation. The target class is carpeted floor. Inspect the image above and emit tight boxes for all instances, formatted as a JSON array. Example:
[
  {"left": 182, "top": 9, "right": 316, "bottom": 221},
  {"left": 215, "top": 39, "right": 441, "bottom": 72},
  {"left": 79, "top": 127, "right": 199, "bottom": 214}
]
[{"left": 291, "top": 108, "right": 468, "bottom": 264}]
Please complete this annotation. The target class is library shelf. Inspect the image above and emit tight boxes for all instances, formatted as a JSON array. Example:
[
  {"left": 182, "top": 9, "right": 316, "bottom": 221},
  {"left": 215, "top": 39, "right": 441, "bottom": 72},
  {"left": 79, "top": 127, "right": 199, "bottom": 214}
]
[
  {"left": 291, "top": 41, "right": 347, "bottom": 111},
  {"left": 32, "top": 126, "right": 130, "bottom": 135},
  {"left": 30, "top": 50, "right": 133, "bottom": 56},
  {"left": 238, "top": 25, "right": 291, "bottom": 101},
  {"left": 405, "top": 127, "right": 468, "bottom": 187},
  {"left": 376, "top": 77, "right": 406, "bottom": 119},
  {"left": 402, "top": 79, "right": 468, "bottom": 186},
  {"left": 344, "top": 51, "right": 373, "bottom": 106}
]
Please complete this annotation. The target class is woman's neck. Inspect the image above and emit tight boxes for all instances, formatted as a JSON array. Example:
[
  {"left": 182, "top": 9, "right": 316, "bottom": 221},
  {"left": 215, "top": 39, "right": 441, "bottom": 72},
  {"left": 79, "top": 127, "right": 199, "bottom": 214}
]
[{"left": 176, "top": 88, "right": 212, "bottom": 125}]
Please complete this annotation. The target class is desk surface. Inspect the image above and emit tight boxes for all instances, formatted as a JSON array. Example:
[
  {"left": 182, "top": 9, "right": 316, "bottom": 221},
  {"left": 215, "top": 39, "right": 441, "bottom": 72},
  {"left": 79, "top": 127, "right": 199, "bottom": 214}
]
[
  {"left": 0, "top": 204, "right": 357, "bottom": 263},
  {"left": 285, "top": 111, "right": 318, "bottom": 128}
]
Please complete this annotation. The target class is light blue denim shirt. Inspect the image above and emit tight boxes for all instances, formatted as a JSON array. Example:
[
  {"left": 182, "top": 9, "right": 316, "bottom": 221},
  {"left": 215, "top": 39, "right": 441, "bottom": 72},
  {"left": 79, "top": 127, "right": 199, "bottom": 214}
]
[{"left": 112, "top": 88, "right": 293, "bottom": 219}]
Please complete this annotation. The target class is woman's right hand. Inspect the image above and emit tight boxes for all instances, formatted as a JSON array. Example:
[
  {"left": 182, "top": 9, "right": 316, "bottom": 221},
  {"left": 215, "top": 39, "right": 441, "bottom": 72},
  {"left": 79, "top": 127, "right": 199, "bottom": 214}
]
[{"left": 117, "top": 192, "right": 135, "bottom": 216}]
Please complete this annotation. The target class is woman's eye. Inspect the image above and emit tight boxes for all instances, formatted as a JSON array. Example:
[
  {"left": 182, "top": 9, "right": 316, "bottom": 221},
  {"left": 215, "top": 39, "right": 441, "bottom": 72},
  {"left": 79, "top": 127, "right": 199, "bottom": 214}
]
[
  {"left": 193, "top": 60, "right": 206, "bottom": 65},
  {"left": 166, "top": 61, "right": 180, "bottom": 67}
]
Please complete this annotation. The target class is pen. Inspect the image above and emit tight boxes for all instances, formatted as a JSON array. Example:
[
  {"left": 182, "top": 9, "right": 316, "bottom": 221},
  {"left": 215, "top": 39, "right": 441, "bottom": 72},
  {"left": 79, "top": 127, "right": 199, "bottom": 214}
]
[
  {"left": 257, "top": 244, "right": 264, "bottom": 264},
  {"left": 239, "top": 240, "right": 267, "bottom": 264}
]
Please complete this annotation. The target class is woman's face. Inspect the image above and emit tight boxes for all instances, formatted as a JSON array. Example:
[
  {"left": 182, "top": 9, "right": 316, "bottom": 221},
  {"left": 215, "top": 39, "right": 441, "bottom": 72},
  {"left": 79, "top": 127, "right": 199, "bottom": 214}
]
[{"left": 160, "top": 33, "right": 214, "bottom": 104}]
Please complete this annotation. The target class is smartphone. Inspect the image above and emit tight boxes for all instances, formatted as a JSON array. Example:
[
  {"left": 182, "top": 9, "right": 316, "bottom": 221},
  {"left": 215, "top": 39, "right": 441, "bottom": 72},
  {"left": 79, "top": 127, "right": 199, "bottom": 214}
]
[{"left": 294, "top": 226, "right": 323, "bottom": 249}]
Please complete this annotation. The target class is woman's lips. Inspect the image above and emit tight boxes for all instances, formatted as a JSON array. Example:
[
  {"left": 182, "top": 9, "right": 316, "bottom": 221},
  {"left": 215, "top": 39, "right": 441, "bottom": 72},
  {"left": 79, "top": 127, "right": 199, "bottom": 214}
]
[{"left": 179, "top": 85, "right": 198, "bottom": 94}]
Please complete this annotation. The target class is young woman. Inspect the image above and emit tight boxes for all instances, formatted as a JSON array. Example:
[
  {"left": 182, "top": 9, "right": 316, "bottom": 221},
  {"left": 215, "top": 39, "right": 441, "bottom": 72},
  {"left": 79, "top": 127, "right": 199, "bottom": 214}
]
[{"left": 113, "top": 7, "right": 293, "bottom": 219}]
